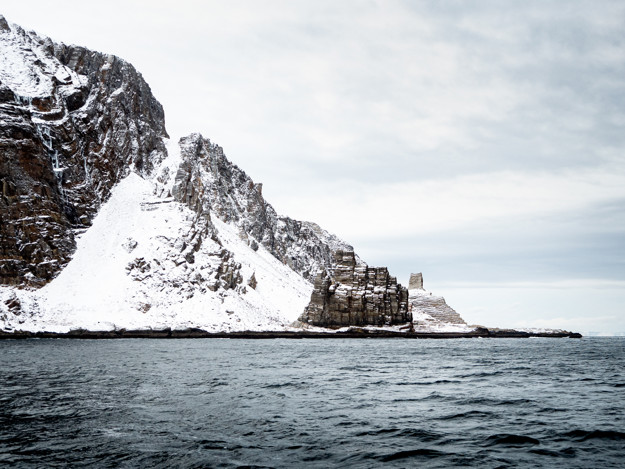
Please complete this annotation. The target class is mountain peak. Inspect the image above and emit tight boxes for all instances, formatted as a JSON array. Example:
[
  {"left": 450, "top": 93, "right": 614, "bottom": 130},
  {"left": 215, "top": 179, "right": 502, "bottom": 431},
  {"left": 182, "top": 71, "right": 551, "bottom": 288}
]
[{"left": 0, "top": 15, "right": 9, "bottom": 32}]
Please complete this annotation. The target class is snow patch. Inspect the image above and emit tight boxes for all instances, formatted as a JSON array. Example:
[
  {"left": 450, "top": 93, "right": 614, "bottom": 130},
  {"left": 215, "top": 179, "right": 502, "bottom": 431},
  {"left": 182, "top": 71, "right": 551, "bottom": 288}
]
[
  {"left": 1, "top": 164, "right": 312, "bottom": 333},
  {"left": 0, "top": 22, "right": 86, "bottom": 99}
]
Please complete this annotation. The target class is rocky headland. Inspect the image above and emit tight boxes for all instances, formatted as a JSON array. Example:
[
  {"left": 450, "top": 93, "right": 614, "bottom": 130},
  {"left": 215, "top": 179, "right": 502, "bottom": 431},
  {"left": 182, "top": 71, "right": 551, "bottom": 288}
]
[
  {"left": 0, "top": 15, "right": 581, "bottom": 338},
  {"left": 299, "top": 250, "right": 410, "bottom": 327},
  {"left": 408, "top": 272, "right": 469, "bottom": 329}
]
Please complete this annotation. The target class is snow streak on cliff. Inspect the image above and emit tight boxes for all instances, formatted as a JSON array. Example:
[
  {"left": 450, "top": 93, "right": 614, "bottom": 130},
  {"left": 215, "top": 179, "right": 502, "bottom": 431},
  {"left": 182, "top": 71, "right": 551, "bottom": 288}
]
[{"left": 0, "top": 15, "right": 167, "bottom": 286}]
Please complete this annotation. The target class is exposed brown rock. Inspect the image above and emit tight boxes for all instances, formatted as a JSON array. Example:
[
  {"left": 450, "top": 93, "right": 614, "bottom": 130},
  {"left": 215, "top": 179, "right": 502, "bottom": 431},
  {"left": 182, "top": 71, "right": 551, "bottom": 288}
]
[
  {"left": 248, "top": 272, "right": 257, "bottom": 289},
  {"left": 300, "top": 250, "right": 411, "bottom": 327},
  {"left": 0, "top": 15, "right": 9, "bottom": 32},
  {"left": 408, "top": 272, "right": 424, "bottom": 290},
  {"left": 0, "top": 20, "right": 167, "bottom": 287},
  {"left": 170, "top": 133, "right": 356, "bottom": 280}
]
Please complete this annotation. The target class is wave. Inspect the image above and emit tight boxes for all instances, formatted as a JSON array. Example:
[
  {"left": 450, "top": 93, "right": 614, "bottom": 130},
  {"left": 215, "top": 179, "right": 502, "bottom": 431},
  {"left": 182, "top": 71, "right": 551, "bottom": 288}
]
[
  {"left": 457, "top": 370, "right": 505, "bottom": 378},
  {"left": 396, "top": 379, "right": 461, "bottom": 386},
  {"left": 563, "top": 429, "right": 625, "bottom": 441},
  {"left": 438, "top": 410, "right": 494, "bottom": 420},
  {"left": 482, "top": 434, "right": 540, "bottom": 446},
  {"left": 355, "top": 428, "right": 442, "bottom": 442},
  {"left": 529, "top": 447, "right": 577, "bottom": 458},
  {"left": 378, "top": 448, "right": 449, "bottom": 461},
  {"left": 456, "top": 397, "right": 534, "bottom": 407}
]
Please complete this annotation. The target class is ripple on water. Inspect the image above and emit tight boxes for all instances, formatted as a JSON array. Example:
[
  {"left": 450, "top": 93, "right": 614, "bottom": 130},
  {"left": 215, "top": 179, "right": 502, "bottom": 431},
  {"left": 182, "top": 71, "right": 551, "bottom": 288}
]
[{"left": 0, "top": 337, "right": 624, "bottom": 468}]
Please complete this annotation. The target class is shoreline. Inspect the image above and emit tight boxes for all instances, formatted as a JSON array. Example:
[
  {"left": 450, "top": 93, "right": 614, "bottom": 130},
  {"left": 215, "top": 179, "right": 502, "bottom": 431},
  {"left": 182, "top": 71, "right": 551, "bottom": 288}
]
[{"left": 0, "top": 327, "right": 582, "bottom": 340}]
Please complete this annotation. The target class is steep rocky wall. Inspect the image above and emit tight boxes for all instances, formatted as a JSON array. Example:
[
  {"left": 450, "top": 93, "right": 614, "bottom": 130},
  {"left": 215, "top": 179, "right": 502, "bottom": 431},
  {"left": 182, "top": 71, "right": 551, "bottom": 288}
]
[
  {"left": 300, "top": 250, "right": 411, "bottom": 327},
  {"left": 170, "top": 133, "right": 356, "bottom": 280},
  {"left": 0, "top": 17, "right": 168, "bottom": 286}
]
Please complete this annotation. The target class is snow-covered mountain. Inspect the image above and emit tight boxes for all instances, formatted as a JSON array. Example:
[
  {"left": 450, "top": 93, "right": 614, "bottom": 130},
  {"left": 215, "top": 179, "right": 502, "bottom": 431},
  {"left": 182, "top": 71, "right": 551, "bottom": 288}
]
[
  {"left": 0, "top": 14, "right": 167, "bottom": 287},
  {"left": 1, "top": 156, "right": 314, "bottom": 332},
  {"left": 0, "top": 15, "right": 361, "bottom": 332},
  {"left": 0, "top": 15, "right": 475, "bottom": 334}
]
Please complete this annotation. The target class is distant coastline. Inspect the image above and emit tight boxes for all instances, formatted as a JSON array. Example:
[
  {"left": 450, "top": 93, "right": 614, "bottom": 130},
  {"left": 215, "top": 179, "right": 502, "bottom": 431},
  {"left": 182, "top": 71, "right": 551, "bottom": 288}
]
[{"left": 0, "top": 327, "right": 582, "bottom": 340}]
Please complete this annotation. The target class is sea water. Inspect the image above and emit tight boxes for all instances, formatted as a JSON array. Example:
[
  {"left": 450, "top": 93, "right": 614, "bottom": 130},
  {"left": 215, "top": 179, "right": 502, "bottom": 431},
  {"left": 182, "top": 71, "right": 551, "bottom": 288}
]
[{"left": 1, "top": 337, "right": 623, "bottom": 468}]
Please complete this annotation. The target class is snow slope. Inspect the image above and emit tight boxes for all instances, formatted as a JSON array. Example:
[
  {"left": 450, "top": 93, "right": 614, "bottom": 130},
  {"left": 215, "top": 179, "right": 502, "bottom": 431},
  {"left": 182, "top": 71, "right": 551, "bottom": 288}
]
[
  {"left": 409, "top": 289, "right": 474, "bottom": 333},
  {"left": 0, "top": 141, "right": 312, "bottom": 333}
]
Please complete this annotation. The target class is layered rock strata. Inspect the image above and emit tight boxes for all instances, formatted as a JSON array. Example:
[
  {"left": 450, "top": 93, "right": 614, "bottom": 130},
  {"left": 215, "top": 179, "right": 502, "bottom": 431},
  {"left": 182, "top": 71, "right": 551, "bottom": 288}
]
[
  {"left": 0, "top": 16, "right": 167, "bottom": 287},
  {"left": 300, "top": 250, "right": 411, "bottom": 327}
]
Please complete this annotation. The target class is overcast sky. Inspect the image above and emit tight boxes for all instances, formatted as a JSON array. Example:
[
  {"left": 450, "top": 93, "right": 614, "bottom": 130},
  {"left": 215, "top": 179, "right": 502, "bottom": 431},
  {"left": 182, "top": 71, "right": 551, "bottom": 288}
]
[{"left": 3, "top": 1, "right": 624, "bottom": 334}]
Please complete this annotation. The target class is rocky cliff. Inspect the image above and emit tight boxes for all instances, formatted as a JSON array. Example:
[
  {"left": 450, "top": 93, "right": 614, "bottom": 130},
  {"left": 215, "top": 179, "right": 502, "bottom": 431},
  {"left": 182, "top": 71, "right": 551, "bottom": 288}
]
[
  {"left": 0, "top": 16, "right": 372, "bottom": 333},
  {"left": 299, "top": 250, "right": 411, "bottom": 327},
  {"left": 0, "top": 15, "right": 355, "bottom": 292},
  {"left": 168, "top": 133, "right": 356, "bottom": 281},
  {"left": 0, "top": 16, "right": 167, "bottom": 287}
]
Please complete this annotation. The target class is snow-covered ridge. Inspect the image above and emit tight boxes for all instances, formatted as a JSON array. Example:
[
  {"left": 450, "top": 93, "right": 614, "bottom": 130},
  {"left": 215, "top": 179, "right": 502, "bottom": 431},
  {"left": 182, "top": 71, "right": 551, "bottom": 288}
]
[
  {"left": 0, "top": 18, "right": 85, "bottom": 99},
  {"left": 0, "top": 16, "right": 477, "bottom": 334},
  {"left": 169, "top": 133, "right": 358, "bottom": 281},
  {"left": 1, "top": 152, "right": 312, "bottom": 332}
]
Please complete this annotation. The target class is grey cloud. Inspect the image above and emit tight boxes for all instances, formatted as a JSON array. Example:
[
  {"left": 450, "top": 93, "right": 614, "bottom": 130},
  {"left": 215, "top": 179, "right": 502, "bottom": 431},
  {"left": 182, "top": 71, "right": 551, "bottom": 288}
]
[{"left": 356, "top": 199, "right": 625, "bottom": 287}]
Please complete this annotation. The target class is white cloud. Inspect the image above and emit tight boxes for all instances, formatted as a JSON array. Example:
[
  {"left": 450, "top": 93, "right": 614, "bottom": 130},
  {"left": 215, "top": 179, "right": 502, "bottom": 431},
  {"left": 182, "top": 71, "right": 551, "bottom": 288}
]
[
  {"left": 439, "top": 284, "right": 625, "bottom": 335},
  {"left": 272, "top": 162, "right": 625, "bottom": 240}
]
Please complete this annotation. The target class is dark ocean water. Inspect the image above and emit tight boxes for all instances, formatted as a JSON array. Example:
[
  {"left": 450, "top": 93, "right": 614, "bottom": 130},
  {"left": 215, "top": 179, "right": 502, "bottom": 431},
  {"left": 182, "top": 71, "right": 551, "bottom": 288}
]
[{"left": 1, "top": 337, "right": 624, "bottom": 468}]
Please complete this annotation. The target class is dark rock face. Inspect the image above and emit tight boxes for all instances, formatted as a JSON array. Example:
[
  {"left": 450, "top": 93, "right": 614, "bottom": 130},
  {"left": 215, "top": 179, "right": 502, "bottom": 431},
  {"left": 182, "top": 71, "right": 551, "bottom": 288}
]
[
  {"left": 0, "top": 18, "right": 167, "bottom": 286},
  {"left": 170, "top": 133, "right": 356, "bottom": 280},
  {"left": 300, "top": 250, "right": 411, "bottom": 327}
]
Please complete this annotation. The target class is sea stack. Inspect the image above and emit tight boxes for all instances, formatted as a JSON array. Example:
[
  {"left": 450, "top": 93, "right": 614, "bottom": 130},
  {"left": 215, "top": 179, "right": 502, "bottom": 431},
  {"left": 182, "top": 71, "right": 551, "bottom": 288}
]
[
  {"left": 408, "top": 272, "right": 424, "bottom": 290},
  {"left": 299, "top": 250, "right": 411, "bottom": 327}
]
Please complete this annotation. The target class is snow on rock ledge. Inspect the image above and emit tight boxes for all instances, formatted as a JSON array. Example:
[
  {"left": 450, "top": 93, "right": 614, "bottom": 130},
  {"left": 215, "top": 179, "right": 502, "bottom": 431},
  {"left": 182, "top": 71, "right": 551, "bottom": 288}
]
[{"left": 409, "top": 272, "right": 471, "bottom": 332}]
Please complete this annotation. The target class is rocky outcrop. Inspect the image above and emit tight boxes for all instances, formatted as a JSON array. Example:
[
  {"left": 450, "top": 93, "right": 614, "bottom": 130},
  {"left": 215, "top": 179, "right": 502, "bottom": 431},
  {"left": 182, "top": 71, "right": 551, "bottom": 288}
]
[
  {"left": 0, "top": 16, "right": 167, "bottom": 287},
  {"left": 409, "top": 273, "right": 466, "bottom": 325},
  {"left": 169, "top": 133, "right": 356, "bottom": 280},
  {"left": 299, "top": 250, "right": 411, "bottom": 327},
  {"left": 408, "top": 272, "right": 423, "bottom": 290}
]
